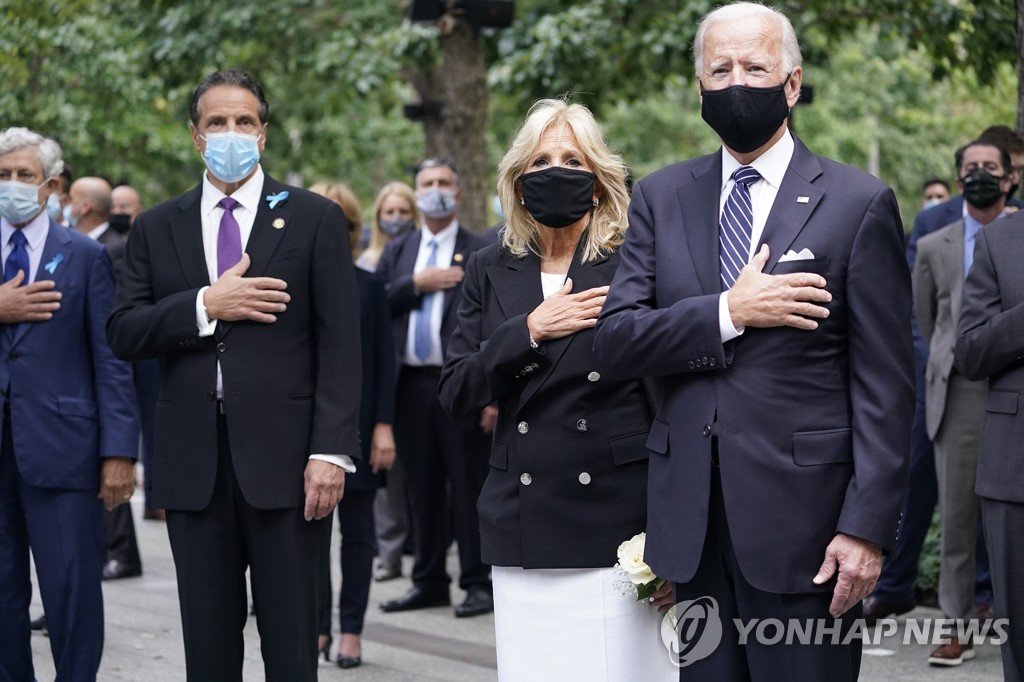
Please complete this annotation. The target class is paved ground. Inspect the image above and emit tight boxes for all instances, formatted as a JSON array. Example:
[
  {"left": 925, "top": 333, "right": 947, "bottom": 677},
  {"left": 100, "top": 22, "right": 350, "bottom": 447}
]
[{"left": 28, "top": 499, "right": 1006, "bottom": 681}]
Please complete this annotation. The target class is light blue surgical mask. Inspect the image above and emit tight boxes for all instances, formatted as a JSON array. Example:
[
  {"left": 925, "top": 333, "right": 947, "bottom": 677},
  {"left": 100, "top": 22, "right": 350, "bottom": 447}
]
[
  {"left": 62, "top": 203, "right": 73, "bottom": 226},
  {"left": 46, "top": 192, "right": 64, "bottom": 221},
  {"left": 201, "top": 131, "right": 262, "bottom": 184},
  {"left": 0, "top": 180, "right": 46, "bottom": 225}
]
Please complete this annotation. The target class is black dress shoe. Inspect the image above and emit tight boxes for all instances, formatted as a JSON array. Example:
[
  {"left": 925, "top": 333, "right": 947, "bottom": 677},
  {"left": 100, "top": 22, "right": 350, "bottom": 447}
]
[
  {"left": 102, "top": 559, "right": 142, "bottom": 581},
  {"left": 454, "top": 587, "right": 494, "bottom": 618},
  {"left": 863, "top": 595, "right": 916, "bottom": 626},
  {"left": 379, "top": 586, "right": 450, "bottom": 613},
  {"left": 336, "top": 654, "right": 362, "bottom": 669}
]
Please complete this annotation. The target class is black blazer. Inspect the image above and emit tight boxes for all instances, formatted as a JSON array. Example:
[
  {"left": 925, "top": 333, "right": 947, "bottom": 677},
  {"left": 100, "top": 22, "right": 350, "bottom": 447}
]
[
  {"left": 375, "top": 226, "right": 484, "bottom": 371},
  {"left": 349, "top": 268, "right": 395, "bottom": 492},
  {"left": 106, "top": 175, "right": 362, "bottom": 511},
  {"left": 439, "top": 243, "right": 652, "bottom": 568}
]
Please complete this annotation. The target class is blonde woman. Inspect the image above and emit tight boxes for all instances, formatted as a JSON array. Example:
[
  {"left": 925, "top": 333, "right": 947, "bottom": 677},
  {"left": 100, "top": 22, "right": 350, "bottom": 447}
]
[
  {"left": 439, "top": 99, "right": 674, "bottom": 680},
  {"left": 356, "top": 181, "right": 419, "bottom": 271}
]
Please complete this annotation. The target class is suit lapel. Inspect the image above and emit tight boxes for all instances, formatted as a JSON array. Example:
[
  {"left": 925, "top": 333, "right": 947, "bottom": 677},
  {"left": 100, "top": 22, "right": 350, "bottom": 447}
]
[
  {"left": 443, "top": 229, "right": 473, "bottom": 320},
  {"left": 762, "top": 139, "right": 825, "bottom": 272},
  {"left": 244, "top": 177, "right": 290, "bottom": 278},
  {"left": 169, "top": 185, "right": 210, "bottom": 291},
  {"left": 676, "top": 154, "right": 722, "bottom": 295},
  {"left": 13, "top": 222, "right": 73, "bottom": 346},
  {"left": 487, "top": 251, "right": 542, "bottom": 321}
]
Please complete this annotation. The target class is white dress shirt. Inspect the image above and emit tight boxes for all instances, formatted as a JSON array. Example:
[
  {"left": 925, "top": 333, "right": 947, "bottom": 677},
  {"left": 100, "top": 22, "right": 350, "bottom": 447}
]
[
  {"left": 718, "top": 129, "right": 796, "bottom": 342},
  {"left": 1, "top": 210, "right": 50, "bottom": 283},
  {"left": 404, "top": 220, "right": 459, "bottom": 367},
  {"left": 192, "top": 168, "right": 353, "bottom": 472},
  {"left": 87, "top": 222, "right": 110, "bottom": 242}
]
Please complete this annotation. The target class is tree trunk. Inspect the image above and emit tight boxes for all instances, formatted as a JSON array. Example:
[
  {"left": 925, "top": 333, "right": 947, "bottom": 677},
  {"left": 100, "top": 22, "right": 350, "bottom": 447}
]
[
  {"left": 438, "top": 15, "right": 489, "bottom": 232},
  {"left": 1017, "top": 0, "right": 1024, "bottom": 134},
  {"left": 402, "top": 65, "right": 446, "bottom": 159}
]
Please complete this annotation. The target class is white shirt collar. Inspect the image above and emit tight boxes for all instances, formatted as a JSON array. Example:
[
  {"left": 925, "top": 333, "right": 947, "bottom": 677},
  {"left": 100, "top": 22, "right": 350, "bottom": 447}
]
[
  {"left": 720, "top": 129, "right": 795, "bottom": 191},
  {"left": 87, "top": 222, "right": 110, "bottom": 241},
  {"left": 200, "top": 166, "right": 265, "bottom": 215},
  {"left": 419, "top": 218, "right": 459, "bottom": 248},
  {"left": 1, "top": 210, "right": 50, "bottom": 252}
]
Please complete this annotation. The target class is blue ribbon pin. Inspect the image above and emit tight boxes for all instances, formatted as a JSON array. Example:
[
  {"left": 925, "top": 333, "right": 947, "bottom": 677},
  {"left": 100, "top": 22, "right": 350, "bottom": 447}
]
[
  {"left": 266, "top": 191, "right": 289, "bottom": 210},
  {"left": 44, "top": 253, "right": 63, "bottom": 274}
]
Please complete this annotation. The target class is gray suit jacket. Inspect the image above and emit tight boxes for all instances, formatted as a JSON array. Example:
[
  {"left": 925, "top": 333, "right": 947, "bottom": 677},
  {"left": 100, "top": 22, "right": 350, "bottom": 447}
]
[
  {"left": 914, "top": 219, "right": 986, "bottom": 439},
  {"left": 955, "top": 210, "right": 1024, "bottom": 503}
]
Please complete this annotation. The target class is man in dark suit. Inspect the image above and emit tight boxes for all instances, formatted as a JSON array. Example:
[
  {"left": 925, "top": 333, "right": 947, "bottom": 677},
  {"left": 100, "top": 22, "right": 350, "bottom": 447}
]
[
  {"left": 913, "top": 139, "right": 1014, "bottom": 666},
  {"left": 868, "top": 129, "right": 1024, "bottom": 624},
  {"left": 955, "top": 207, "right": 1024, "bottom": 681},
  {"left": 376, "top": 158, "right": 492, "bottom": 618},
  {"left": 0, "top": 127, "right": 138, "bottom": 681},
  {"left": 594, "top": 4, "right": 914, "bottom": 679},
  {"left": 69, "top": 175, "right": 144, "bottom": 581},
  {"left": 107, "top": 70, "right": 361, "bottom": 681}
]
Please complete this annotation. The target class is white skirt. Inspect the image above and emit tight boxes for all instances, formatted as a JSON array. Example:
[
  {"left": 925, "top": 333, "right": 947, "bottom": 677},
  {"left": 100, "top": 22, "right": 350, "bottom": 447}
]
[{"left": 492, "top": 565, "right": 677, "bottom": 682}]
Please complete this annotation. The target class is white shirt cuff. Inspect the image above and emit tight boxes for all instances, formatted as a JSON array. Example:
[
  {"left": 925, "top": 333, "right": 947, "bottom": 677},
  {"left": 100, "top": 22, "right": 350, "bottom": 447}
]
[
  {"left": 309, "top": 454, "right": 356, "bottom": 473},
  {"left": 719, "top": 292, "right": 743, "bottom": 343},
  {"left": 196, "top": 287, "right": 217, "bottom": 337}
]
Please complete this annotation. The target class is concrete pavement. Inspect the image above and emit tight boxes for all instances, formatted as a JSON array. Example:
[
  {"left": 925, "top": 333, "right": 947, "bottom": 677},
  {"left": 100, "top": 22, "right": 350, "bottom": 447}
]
[{"left": 28, "top": 499, "right": 1006, "bottom": 681}]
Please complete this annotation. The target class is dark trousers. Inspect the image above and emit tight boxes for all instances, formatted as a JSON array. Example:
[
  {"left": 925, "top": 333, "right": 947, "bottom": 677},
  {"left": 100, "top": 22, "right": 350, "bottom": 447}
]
[
  {"left": 320, "top": 488, "right": 376, "bottom": 636},
  {"left": 0, "top": 409, "right": 104, "bottom": 682},
  {"left": 394, "top": 367, "right": 490, "bottom": 591},
  {"left": 675, "top": 465, "right": 862, "bottom": 682},
  {"left": 165, "top": 412, "right": 331, "bottom": 682},
  {"left": 103, "top": 503, "right": 141, "bottom": 570},
  {"left": 981, "top": 496, "right": 1024, "bottom": 681}
]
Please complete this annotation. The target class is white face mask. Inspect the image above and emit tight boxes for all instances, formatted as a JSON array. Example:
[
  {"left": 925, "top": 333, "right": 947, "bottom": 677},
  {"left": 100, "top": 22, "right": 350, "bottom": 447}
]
[
  {"left": 922, "top": 197, "right": 944, "bottom": 210},
  {"left": 0, "top": 180, "right": 46, "bottom": 225}
]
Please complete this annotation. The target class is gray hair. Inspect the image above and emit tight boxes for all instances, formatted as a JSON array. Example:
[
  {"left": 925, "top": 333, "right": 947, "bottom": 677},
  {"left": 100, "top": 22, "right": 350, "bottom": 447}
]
[
  {"left": 693, "top": 2, "right": 802, "bottom": 76},
  {"left": 0, "top": 127, "right": 65, "bottom": 179}
]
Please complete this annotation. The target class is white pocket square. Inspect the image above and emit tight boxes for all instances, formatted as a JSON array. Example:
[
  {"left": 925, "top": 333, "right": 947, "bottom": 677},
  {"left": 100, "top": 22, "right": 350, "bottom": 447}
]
[{"left": 779, "top": 248, "right": 815, "bottom": 262}]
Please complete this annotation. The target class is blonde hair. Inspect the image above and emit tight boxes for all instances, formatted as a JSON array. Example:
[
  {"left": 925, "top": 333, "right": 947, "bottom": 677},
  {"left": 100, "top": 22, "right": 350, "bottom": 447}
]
[
  {"left": 363, "top": 181, "right": 420, "bottom": 268},
  {"left": 310, "top": 181, "right": 363, "bottom": 254},
  {"left": 496, "top": 99, "right": 629, "bottom": 263}
]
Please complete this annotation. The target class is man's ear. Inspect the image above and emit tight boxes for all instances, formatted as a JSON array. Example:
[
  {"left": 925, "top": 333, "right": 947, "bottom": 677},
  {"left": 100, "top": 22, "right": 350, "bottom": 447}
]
[{"left": 190, "top": 123, "right": 202, "bottom": 153}]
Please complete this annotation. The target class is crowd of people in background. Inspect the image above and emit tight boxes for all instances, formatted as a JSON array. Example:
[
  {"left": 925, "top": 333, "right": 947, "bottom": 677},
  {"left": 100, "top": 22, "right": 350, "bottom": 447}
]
[{"left": 3, "top": 2, "right": 1024, "bottom": 681}]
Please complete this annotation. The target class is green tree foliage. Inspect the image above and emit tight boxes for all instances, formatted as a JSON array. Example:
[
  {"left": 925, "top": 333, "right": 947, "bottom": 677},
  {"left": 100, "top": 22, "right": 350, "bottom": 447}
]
[{"left": 0, "top": 0, "right": 1017, "bottom": 226}]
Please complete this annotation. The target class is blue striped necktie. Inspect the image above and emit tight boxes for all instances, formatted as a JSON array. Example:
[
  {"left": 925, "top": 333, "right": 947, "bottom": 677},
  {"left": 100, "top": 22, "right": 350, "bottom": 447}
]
[
  {"left": 414, "top": 239, "right": 438, "bottom": 361},
  {"left": 719, "top": 166, "right": 762, "bottom": 289}
]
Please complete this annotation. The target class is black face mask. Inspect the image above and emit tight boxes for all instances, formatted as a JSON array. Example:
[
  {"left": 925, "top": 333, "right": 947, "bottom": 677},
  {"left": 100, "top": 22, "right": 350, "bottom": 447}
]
[
  {"left": 700, "top": 77, "right": 792, "bottom": 154},
  {"left": 108, "top": 213, "right": 132, "bottom": 234},
  {"left": 961, "top": 169, "right": 1006, "bottom": 209},
  {"left": 520, "top": 166, "right": 596, "bottom": 229}
]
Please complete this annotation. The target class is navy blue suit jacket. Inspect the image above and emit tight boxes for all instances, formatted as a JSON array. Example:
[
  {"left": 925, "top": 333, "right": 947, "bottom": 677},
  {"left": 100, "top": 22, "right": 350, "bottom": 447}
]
[
  {"left": 594, "top": 139, "right": 915, "bottom": 593},
  {"left": 0, "top": 220, "right": 138, "bottom": 489}
]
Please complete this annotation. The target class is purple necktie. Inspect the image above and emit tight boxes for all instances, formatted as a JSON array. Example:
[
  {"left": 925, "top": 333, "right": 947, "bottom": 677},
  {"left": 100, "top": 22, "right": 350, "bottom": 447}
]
[{"left": 217, "top": 196, "right": 242, "bottom": 278}]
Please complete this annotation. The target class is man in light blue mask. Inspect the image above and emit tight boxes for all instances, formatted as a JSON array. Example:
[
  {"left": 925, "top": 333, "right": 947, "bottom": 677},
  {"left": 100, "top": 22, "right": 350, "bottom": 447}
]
[
  {"left": 107, "top": 69, "right": 362, "bottom": 680},
  {"left": 0, "top": 126, "right": 139, "bottom": 681}
]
